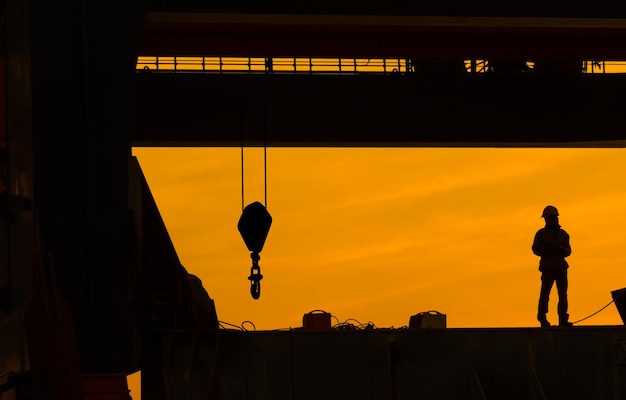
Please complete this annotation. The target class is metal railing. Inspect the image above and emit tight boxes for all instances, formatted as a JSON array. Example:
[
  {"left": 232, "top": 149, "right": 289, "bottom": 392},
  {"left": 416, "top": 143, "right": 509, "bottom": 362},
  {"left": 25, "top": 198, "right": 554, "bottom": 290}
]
[
  {"left": 137, "top": 56, "right": 412, "bottom": 75},
  {"left": 136, "top": 56, "right": 626, "bottom": 75}
]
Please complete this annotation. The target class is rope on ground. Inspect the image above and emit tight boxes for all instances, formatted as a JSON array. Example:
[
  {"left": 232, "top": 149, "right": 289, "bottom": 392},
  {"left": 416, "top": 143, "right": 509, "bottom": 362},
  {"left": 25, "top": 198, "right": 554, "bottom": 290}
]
[{"left": 572, "top": 289, "right": 624, "bottom": 325}]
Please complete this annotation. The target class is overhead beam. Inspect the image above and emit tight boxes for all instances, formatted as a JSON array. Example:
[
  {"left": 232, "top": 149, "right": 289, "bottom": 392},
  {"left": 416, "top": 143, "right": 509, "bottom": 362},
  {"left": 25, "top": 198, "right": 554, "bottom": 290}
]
[
  {"left": 140, "top": 13, "right": 626, "bottom": 59},
  {"left": 145, "top": 0, "right": 626, "bottom": 18},
  {"left": 132, "top": 72, "right": 626, "bottom": 148}
]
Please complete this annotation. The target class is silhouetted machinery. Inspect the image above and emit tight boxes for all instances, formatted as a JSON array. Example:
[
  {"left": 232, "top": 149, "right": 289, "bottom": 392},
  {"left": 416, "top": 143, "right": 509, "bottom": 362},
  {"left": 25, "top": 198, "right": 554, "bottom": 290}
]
[{"left": 3, "top": 0, "right": 626, "bottom": 399}]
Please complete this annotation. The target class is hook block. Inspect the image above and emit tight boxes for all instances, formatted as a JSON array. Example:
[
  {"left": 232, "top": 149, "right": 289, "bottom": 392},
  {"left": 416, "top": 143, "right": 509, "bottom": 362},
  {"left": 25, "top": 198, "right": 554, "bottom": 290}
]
[{"left": 238, "top": 201, "right": 272, "bottom": 253}]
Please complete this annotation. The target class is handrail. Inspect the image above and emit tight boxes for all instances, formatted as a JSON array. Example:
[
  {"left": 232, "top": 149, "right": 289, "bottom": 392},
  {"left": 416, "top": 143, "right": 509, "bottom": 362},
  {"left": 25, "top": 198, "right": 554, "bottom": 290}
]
[{"left": 136, "top": 56, "right": 626, "bottom": 75}]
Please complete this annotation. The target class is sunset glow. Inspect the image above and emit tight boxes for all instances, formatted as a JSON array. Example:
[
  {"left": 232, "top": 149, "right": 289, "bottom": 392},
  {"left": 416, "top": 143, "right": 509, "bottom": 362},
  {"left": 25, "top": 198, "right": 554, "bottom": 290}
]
[{"left": 132, "top": 147, "right": 626, "bottom": 330}]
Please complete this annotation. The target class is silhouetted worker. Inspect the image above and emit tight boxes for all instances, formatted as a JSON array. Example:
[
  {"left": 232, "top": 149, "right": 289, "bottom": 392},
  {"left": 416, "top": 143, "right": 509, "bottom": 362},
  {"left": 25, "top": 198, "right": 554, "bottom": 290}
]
[{"left": 532, "top": 205, "right": 572, "bottom": 327}]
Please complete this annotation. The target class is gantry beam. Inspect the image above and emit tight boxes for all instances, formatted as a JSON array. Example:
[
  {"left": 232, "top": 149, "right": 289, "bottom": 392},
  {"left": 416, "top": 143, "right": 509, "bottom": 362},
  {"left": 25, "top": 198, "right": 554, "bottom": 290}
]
[
  {"left": 140, "top": 13, "right": 626, "bottom": 59},
  {"left": 140, "top": 0, "right": 626, "bottom": 60},
  {"left": 132, "top": 72, "right": 626, "bottom": 147}
]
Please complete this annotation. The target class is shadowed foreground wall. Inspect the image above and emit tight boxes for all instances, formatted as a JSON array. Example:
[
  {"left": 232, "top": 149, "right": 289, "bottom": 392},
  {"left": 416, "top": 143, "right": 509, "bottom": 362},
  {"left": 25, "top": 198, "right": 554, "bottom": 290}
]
[{"left": 154, "top": 326, "right": 626, "bottom": 400}]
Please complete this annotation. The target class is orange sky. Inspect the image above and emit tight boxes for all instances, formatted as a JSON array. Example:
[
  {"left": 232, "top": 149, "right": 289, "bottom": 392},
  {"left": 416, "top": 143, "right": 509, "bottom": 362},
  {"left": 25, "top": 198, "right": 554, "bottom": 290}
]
[
  {"left": 131, "top": 147, "right": 626, "bottom": 328},
  {"left": 126, "top": 147, "right": 626, "bottom": 398}
]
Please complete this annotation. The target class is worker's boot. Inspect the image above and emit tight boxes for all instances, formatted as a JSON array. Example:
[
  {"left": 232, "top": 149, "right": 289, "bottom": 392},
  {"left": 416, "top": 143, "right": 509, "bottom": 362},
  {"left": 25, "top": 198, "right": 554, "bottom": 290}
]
[
  {"left": 537, "top": 314, "right": 551, "bottom": 328},
  {"left": 559, "top": 314, "right": 573, "bottom": 327}
]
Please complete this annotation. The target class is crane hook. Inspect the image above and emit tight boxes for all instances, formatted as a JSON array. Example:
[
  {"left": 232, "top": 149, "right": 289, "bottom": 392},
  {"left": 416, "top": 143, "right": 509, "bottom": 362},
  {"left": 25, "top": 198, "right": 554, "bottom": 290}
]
[
  {"left": 238, "top": 202, "right": 272, "bottom": 300},
  {"left": 248, "top": 252, "right": 263, "bottom": 299}
]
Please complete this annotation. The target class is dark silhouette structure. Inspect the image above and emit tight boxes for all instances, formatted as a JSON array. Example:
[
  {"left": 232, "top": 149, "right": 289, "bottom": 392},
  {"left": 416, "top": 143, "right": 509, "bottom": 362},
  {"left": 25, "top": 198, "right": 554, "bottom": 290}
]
[
  {"left": 2, "top": 1, "right": 626, "bottom": 399},
  {"left": 533, "top": 205, "right": 573, "bottom": 327}
]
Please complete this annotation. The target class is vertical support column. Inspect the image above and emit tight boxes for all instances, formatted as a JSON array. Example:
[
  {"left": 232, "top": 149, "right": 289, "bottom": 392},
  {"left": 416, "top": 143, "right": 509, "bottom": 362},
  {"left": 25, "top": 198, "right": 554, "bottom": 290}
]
[
  {"left": 2, "top": 0, "right": 37, "bottom": 394},
  {"left": 0, "top": 0, "right": 9, "bottom": 318},
  {"left": 23, "top": 0, "right": 145, "bottom": 395}
]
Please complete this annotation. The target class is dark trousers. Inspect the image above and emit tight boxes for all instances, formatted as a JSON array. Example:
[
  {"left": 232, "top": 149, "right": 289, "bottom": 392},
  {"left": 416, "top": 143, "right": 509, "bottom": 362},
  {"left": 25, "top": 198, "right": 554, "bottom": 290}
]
[{"left": 538, "top": 268, "right": 568, "bottom": 317}]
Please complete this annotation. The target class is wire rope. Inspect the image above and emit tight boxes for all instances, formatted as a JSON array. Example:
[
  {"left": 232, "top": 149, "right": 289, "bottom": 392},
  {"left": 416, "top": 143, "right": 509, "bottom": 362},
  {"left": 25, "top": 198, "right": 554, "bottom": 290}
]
[
  {"left": 240, "top": 102, "right": 268, "bottom": 210},
  {"left": 240, "top": 104, "right": 245, "bottom": 211},
  {"left": 571, "top": 289, "right": 625, "bottom": 325},
  {"left": 263, "top": 101, "right": 268, "bottom": 208},
  {"left": 572, "top": 300, "right": 616, "bottom": 324}
]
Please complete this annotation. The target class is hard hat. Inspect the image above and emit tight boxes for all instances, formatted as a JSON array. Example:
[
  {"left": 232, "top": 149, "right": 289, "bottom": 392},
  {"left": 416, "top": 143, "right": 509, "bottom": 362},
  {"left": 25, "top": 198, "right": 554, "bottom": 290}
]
[{"left": 542, "top": 205, "right": 559, "bottom": 218}]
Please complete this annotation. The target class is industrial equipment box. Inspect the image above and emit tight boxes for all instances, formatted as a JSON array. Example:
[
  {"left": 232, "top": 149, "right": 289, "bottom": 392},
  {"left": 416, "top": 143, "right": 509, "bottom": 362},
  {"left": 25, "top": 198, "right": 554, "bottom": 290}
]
[
  {"left": 303, "top": 310, "right": 332, "bottom": 331},
  {"left": 409, "top": 311, "right": 446, "bottom": 329}
]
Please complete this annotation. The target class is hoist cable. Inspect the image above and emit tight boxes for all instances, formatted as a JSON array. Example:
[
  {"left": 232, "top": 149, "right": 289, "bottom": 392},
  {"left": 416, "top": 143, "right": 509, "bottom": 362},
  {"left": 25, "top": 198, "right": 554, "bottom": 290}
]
[
  {"left": 240, "top": 104, "right": 245, "bottom": 212},
  {"left": 263, "top": 101, "right": 268, "bottom": 208},
  {"left": 240, "top": 102, "right": 268, "bottom": 210}
]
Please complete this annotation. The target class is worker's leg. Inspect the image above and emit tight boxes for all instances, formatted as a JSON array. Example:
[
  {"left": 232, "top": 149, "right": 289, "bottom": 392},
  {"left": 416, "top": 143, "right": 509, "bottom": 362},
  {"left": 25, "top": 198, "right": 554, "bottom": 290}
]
[
  {"left": 556, "top": 269, "right": 571, "bottom": 326},
  {"left": 538, "top": 272, "right": 555, "bottom": 326}
]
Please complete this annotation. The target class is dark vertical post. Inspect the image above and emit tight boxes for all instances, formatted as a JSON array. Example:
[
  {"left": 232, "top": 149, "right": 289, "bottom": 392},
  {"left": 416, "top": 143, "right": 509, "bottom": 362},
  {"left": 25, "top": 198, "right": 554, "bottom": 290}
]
[
  {"left": 25, "top": 0, "right": 145, "bottom": 390},
  {"left": 2, "top": 0, "right": 38, "bottom": 395}
]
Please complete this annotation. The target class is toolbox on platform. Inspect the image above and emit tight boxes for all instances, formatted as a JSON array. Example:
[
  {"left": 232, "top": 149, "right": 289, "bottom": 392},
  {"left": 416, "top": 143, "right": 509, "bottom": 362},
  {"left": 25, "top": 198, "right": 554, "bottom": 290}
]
[
  {"left": 409, "top": 311, "right": 447, "bottom": 329},
  {"left": 303, "top": 310, "right": 332, "bottom": 331}
]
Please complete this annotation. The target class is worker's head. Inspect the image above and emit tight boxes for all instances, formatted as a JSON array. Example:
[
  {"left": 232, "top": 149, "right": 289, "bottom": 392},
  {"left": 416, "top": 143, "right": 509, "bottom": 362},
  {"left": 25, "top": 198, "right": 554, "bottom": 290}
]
[
  {"left": 542, "top": 205, "right": 559, "bottom": 225},
  {"left": 542, "top": 205, "right": 559, "bottom": 218}
]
